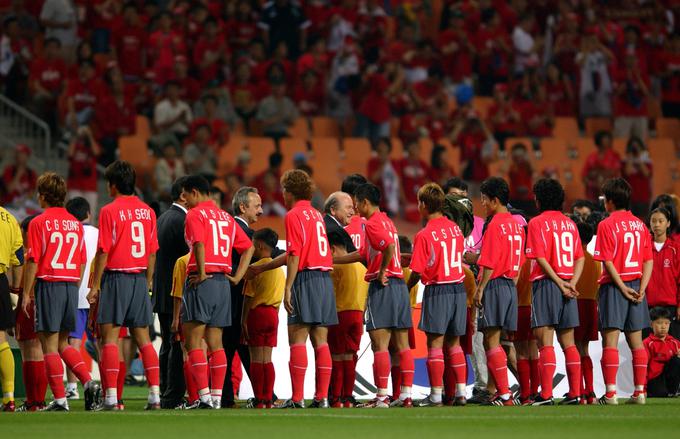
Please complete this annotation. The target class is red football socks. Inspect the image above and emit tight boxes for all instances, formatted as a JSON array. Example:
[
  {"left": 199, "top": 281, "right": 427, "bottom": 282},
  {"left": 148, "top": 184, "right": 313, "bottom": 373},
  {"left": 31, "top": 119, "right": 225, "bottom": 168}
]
[
  {"left": 539, "top": 346, "right": 557, "bottom": 399},
  {"left": 140, "top": 343, "right": 160, "bottom": 388},
  {"left": 44, "top": 352, "right": 66, "bottom": 400},
  {"left": 631, "top": 348, "right": 648, "bottom": 395},
  {"left": 581, "top": 355, "right": 594, "bottom": 394},
  {"left": 289, "top": 344, "right": 307, "bottom": 402},
  {"left": 390, "top": 364, "right": 401, "bottom": 398},
  {"left": 443, "top": 354, "right": 455, "bottom": 398},
  {"left": 374, "top": 351, "right": 390, "bottom": 393},
  {"left": 264, "top": 362, "right": 275, "bottom": 402},
  {"left": 118, "top": 361, "right": 126, "bottom": 400},
  {"left": 250, "top": 362, "right": 264, "bottom": 401},
  {"left": 529, "top": 358, "right": 540, "bottom": 396},
  {"left": 426, "top": 348, "right": 444, "bottom": 388},
  {"left": 399, "top": 349, "right": 414, "bottom": 389},
  {"left": 184, "top": 359, "right": 198, "bottom": 402},
  {"left": 601, "top": 347, "right": 619, "bottom": 398},
  {"left": 188, "top": 349, "right": 209, "bottom": 393},
  {"left": 101, "top": 343, "right": 120, "bottom": 393},
  {"left": 486, "top": 346, "right": 510, "bottom": 396},
  {"left": 342, "top": 359, "right": 356, "bottom": 398},
  {"left": 22, "top": 361, "right": 35, "bottom": 403},
  {"left": 60, "top": 345, "right": 92, "bottom": 385},
  {"left": 208, "top": 349, "right": 227, "bottom": 399},
  {"left": 448, "top": 346, "right": 466, "bottom": 391},
  {"left": 314, "top": 344, "right": 332, "bottom": 400},
  {"left": 331, "top": 359, "right": 344, "bottom": 400},
  {"left": 34, "top": 360, "right": 47, "bottom": 403},
  {"left": 517, "top": 358, "right": 531, "bottom": 399},
  {"left": 563, "top": 346, "right": 581, "bottom": 398}
]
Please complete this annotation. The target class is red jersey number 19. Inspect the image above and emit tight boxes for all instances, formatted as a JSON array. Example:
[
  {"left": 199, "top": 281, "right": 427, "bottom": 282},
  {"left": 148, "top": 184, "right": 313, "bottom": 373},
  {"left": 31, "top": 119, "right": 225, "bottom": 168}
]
[
  {"left": 553, "top": 232, "right": 574, "bottom": 268},
  {"left": 441, "top": 239, "right": 462, "bottom": 277},
  {"left": 50, "top": 232, "right": 78, "bottom": 269},
  {"left": 508, "top": 235, "right": 523, "bottom": 271},
  {"left": 131, "top": 221, "right": 146, "bottom": 258},
  {"left": 210, "top": 219, "right": 231, "bottom": 257}
]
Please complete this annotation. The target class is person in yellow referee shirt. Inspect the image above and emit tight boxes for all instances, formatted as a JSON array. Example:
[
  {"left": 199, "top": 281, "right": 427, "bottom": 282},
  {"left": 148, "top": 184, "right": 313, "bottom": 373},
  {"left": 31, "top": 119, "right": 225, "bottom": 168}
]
[
  {"left": 0, "top": 206, "right": 24, "bottom": 411},
  {"left": 241, "top": 228, "right": 285, "bottom": 409},
  {"left": 327, "top": 230, "right": 369, "bottom": 408}
]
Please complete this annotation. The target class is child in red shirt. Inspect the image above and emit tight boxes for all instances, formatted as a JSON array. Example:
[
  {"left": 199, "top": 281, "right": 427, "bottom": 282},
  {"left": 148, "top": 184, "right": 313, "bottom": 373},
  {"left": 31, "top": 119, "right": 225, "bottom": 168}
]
[{"left": 644, "top": 307, "right": 680, "bottom": 397}]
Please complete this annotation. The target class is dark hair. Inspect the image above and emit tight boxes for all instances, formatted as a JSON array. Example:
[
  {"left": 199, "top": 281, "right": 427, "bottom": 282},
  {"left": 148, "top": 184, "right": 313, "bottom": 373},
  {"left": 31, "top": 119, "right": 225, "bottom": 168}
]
[
  {"left": 594, "top": 130, "right": 611, "bottom": 148},
  {"left": 65, "top": 197, "right": 91, "bottom": 222},
  {"left": 430, "top": 145, "right": 446, "bottom": 169},
  {"left": 650, "top": 306, "right": 672, "bottom": 322},
  {"left": 354, "top": 183, "right": 381, "bottom": 207},
  {"left": 21, "top": 214, "right": 39, "bottom": 234},
  {"left": 104, "top": 161, "right": 136, "bottom": 195},
  {"left": 37, "top": 172, "right": 67, "bottom": 207},
  {"left": 209, "top": 186, "right": 225, "bottom": 204},
  {"left": 576, "top": 220, "right": 594, "bottom": 246},
  {"left": 341, "top": 174, "right": 368, "bottom": 196},
  {"left": 253, "top": 228, "right": 278, "bottom": 249},
  {"left": 651, "top": 194, "right": 680, "bottom": 234},
  {"left": 327, "top": 230, "right": 347, "bottom": 248},
  {"left": 269, "top": 152, "right": 283, "bottom": 169},
  {"left": 376, "top": 137, "right": 392, "bottom": 152},
  {"left": 480, "top": 177, "right": 510, "bottom": 205},
  {"left": 443, "top": 177, "right": 468, "bottom": 194},
  {"left": 649, "top": 207, "right": 673, "bottom": 230},
  {"left": 181, "top": 175, "right": 211, "bottom": 195},
  {"left": 171, "top": 176, "right": 189, "bottom": 202},
  {"left": 602, "top": 178, "right": 631, "bottom": 210},
  {"left": 398, "top": 235, "right": 412, "bottom": 254},
  {"left": 533, "top": 178, "right": 565, "bottom": 212},
  {"left": 572, "top": 199, "right": 596, "bottom": 212},
  {"left": 587, "top": 211, "right": 609, "bottom": 232},
  {"left": 281, "top": 169, "right": 314, "bottom": 200},
  {"left": 626, "top": 136, "right": 645, "bottom": 154}
]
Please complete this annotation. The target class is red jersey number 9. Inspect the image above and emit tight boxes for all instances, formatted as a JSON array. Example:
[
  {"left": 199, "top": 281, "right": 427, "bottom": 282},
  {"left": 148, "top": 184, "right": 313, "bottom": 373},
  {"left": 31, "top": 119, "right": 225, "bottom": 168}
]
[{"left": 131, "top": 221, "right": 146, "bottom": 258}]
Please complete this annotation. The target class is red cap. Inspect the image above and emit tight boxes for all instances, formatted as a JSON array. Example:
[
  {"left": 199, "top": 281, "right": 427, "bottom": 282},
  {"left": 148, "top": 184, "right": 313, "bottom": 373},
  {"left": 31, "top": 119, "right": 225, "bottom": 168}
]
[{"left": 16, "top": 144, "right": 31, "bottom": 156}]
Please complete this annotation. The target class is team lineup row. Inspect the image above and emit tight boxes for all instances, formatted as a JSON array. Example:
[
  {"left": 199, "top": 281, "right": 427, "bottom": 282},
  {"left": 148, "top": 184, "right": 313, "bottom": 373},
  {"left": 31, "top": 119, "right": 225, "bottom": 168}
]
[{"left": 0, "top": 161, "right": 661, "bottom": 411}]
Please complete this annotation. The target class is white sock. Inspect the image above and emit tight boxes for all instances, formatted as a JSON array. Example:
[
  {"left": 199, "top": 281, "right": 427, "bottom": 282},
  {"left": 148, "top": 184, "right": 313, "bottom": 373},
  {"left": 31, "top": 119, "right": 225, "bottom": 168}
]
[
  {"left": 148, "top": 391, "right": 160, "bottom": 404},
  {"left": 456, "top": 384, "right": 466, "bottom": 398},
  {"left": 199, "top": 388, "right": 211, "bottom": 404},
  {"left": 67, "top": 382, "right": 78, "bottom": 392},
  {"left": 635, "top": 385, "right": 645, "bottom": 393},
  {"left": 55, "top": 397, "right": 67, "bottom": 405},
  {"left": 105, "top": 388, "right": 117, "bottom": 405},
  {"left": 500, "top": 393, "right": 511, "bottom": 401},
  {"left": 606, "top": 384, "right": 616, "bottom": 395},
  {"left": 399, "top": 386, "right": 412, "bottom": 400},
  {"left": 431, "top": 387, "right": 442, "bottom": 402},
  {"left": 377, "top": 389, "right": 389, "bottom": 399}
]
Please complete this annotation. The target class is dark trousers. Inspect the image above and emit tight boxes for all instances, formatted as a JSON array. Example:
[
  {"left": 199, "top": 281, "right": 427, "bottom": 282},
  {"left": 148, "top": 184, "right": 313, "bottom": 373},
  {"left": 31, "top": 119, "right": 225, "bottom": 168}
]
[
  {"left": 158, "top": 312, "right": 186, "bottom": 408},
  {"left": 221, "top": 283, "right": 251, "bottom": 405},
  {"left": 648, "top": 357, "right": 680, "bottom": 397}
]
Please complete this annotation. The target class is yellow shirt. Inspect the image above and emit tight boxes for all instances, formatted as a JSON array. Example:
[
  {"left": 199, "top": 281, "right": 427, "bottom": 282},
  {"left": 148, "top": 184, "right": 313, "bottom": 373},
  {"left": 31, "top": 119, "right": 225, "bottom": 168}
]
[
  {"left": 516, "top": 260, "right": 532, "bottom": 307},
  {"left": 243, "top": 258, "right": 285, "bottom": 308},
  {"left": 577, "top": 250, "right": 601, "bottom": 301},
  {"left": 331, "top": 262, "right": 369, "bottom": 312},
  {"left": 463, "top": 267, "right": 476, "bottom": 307},
  {"left": 402, "top": 267, "right": 420, "bottom": 308},
  {"left": 0, "top": 207, "right": 22, "bottom": 274},
  {"left": 171, "top": 254, "right": 190, "bottom": 299}
]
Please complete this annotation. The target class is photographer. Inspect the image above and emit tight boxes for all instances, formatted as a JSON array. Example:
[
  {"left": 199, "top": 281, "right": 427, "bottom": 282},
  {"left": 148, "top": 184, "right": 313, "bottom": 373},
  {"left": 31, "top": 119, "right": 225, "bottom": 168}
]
[
  {"left": 449, "top": 109, "right": 496, "bottom": 197},
  {"left": 622, "top": 136, "right": 652, "bottom": 219},
  {"left": 67, "top": 126, "right": 101, "bottom": 211}
]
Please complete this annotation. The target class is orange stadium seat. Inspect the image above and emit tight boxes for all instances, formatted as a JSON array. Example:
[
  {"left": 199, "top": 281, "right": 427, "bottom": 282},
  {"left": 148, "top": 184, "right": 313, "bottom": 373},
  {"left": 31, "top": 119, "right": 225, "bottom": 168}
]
[
  {"left": 656, "top": 118, "right": 680, "bottom": 140},
  {"left": 243, "top": 137, "right": 276, "bottom": 176},
  {"left": 472, "top": 97, "right": 494, "bottom": 119},
  {"left": 612, "top": 138, "right": 627, "bottom": 156},
  {"left": 135, "top": 115, "right": 151, "bottom": 139},
  {"left": 279, "top": 137, "right": 309, "bottom": 170},
  {"left": 309, "top": 138, "right": 341, "bottom": 196},
  {"left": 585, "top": 117, "right": 612, "bottom": 137},
  {"left": 648, "top": 138, "right": 677, "bottom": 195},
  {"left": 341, "top": 138, "right": 372, "bottom": 177},
  {"left": 118, "top": 136, "right": 154, "bottom": 181},
  {"left": 289, "top": 118, "right": 310, "bottom": 138},
  {"left": 311, "top": 117, "right": 340, "bottom": 137},
  {"left": 552, "top": 117, "right": 580, "bottom": 141},
  {"left": 390, "top": 137, "right": 404, "bottom": 159},
  {"left": 252, "top": 215, "right": 286, "bottom": 238}
]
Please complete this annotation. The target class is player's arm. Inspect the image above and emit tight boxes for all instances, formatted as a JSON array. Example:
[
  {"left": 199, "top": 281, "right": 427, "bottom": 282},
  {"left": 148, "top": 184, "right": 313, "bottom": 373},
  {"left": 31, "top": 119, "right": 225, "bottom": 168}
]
[
  {"left": 333, "top": 251, "right": 364, "bottom": 265},
  {"left": 228, "top": 245, "right": 255, "bottom": 285},
  {"left": 637, "top": 259, "right": 653, "bottom": 302},
  {"left": 245, "top": 251, "right": 286, "bottom": 279},
  {"left": 603, "top": 261, "right": 638, "bottom": 302},
  {"left": 377, "top": 243, "right": 395, "bottom": 286},
  {"left": 171, "top": 297, "right": 181, "bottom": 333},
  {"left": 189, "top": 242, "right": 208, "bottom": 286},
  {"left": 283, "top": 254, "right": 300, "bottom": 315},
  {"left": 473, "top": 266, "right": 493, "bottom": 308},
  {"left": 21, "top": 260, "right": 37, "bottom": 316},
  {"left": 146, "top": 252, "right": 157, "bottom": 291},
  {"left": 536, "top": 257, "right": 578, "bottom": 298},
  {"left": 570, "top": 256, "right": 585, "bottom": 290},
  {"left": 241, "top": 295, "right": 252, "bottom": 341},
  {"left": 88, "top": 249, "right": 108, "bottom": 303},
  {"left": 406, "top": 271, "right": 421, "bottom": 291}
]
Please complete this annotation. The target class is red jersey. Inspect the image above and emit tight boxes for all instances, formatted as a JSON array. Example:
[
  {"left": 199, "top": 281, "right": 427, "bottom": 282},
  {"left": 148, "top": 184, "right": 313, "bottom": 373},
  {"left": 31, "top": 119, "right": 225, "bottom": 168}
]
[
  {"left": 594, "top": 210, "right": 653, "bottom": 284},
  {"left": 27, "top": 208, "right": 86, "bottom": 282},
  {"left": 29, "top": 57, "right": 67, "bottom": 93},
  {"left": 644, "top": 334, "right": 680, "bottom": 380},
  {"left": 361, "top": 210, "right": 403, "bottom": 282},
  {"left": 285, "top": 200, "right": 333, "bottom": 272},
  {"left": 184, "top": 201, "right": 252, "bottom": 274},
  {"left": 525, "top": 211, "right": 584, "bottom": 281},
  {"left": 66, "top": 77, "right": 106, "bottom": 112},
  {"left": 67, "top": 141, "right": 99, "bottom": 192},
  {"left": 113, "top": 24, "right": 147, "bottom": 78},
  {"left": 647, "top": 240, "right": 680, "bottom": 307},
  {"left": 477, "top": 212, "right": 525, "bottom": 280},
  {"left": 98, "top": 196, "right": 159, "bottom": 272},
  {"left": 410, "top": 216, "right": 465, "bottom": 285},
  {"left": 345, "top": 215, "right": 366, "bottom": 252}
]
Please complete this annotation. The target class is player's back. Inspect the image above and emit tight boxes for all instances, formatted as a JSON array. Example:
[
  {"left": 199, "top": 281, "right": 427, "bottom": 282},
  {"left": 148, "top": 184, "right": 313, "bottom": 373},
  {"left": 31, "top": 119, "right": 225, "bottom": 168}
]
[
  {"left": 478, "top": 212, "right": 525, "bottom": 279},
  {"left": 363, "top": 210, "right": 402, "bottom": 281},
  {"left": 28, "top": 207, "right": 85, "bottom": 282},
  {"left": 576, "top": 250, "right": 600, "bottom": 301},
  {"left": 332, "top": 262, "right": 369, "bottom": 312},
  {"left": 594, "top": 210, "right": 652, "bottom": 283},
  {"left": 345, "top": 215, "right": 366, "bottom": 252},
  {"left": 411, "top": 216, "right": 465, "bottom": 285},
  {"left": 526, "top": 211, "right": 583, "bottom": 281},
  {"left": 99, "top": 195, "right": 158, "bottom": 272},
  {"left": 285, "top": 200, "right": 332, "bottom": 271}
]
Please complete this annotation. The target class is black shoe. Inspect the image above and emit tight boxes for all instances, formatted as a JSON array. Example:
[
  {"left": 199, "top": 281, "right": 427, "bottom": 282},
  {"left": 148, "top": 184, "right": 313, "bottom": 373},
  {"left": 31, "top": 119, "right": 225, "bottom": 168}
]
[
  {"left": 42, "top": 400, "right": 70, "bottom": 411},
  {"left": 559, "top": 395, "right": 580, "bottom": 405},
  {"left": 84, "top": 381, "right": 101, "bottom": 411},
  {"left": 482, "top": 394, "right": 517, "bottom": 406},
  {"left": 186, "top": 400, "right": 214, "bottom": 410},
  {"left": 93, "top": 401, "right": 119, "bottom": 411},
  {"left": 221, "top": 399, "right": 236, "bottom": 408},
  {"left": 468, "top": 388, "right": 492, "bottom": 405},
  {"left": 309, "top": 398, "right": 330, "bottom": 408},
  {"left": 276, "top": 399, "right": 305, "bottom": 409},
  {"left": 531, "top": 395, "right": 555, "bottom": 406}
]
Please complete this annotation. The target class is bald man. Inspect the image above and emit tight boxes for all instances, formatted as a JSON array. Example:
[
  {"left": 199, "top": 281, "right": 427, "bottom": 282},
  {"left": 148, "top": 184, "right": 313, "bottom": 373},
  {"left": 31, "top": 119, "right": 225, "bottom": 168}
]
[{"left": 323, "top": 192, "right": 356, "bottom": 253}]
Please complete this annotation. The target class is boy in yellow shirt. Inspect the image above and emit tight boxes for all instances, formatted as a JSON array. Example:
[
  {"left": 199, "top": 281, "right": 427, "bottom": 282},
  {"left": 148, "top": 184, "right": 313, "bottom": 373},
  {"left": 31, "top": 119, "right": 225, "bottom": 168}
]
[
  {"left": 241, "top": 228, "right": 285, "bottom": 409},
  {"left": 327, "top": 230, "right": 369, "bottom": 408}
]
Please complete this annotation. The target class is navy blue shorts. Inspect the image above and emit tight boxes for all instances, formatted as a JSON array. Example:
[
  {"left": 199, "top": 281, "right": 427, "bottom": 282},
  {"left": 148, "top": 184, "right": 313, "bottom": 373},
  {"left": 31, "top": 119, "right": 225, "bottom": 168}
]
[
  {"left": 98, "top": 271, "right": 153, "bottom": 328},
  {"left": 288, "top": 270, "right": 338, "bottom": 326},
  {"left": 365, "top": 278, "right": 412, "bottom": 331},
  {"left": 599, "top": 280, "right": 650, "bottom": 332},
  {"left": 478, "top": 278, "right": 518, "bottom": 331},
  {"left": 419, "top": 283, "right": 467, "bottom": 336},
  {"left": 530, "top": 278, "right": 579, "bottom": 330},
  {"left": 35, "top": 280, "right": 78, "bottom": 333},
  {"left": 182, "top": 273, "right": 231, "bottom": 328},
  {"left": 69, "top": 309, "right": 89, "bottom": 339}
]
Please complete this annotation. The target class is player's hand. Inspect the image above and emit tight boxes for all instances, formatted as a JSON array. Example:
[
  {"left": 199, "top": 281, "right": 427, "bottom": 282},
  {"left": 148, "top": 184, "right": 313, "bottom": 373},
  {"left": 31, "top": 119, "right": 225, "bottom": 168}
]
[
  {"left": 21, "top": 293, "right": 31, "bottom": 318},
  {"left": 171, "top": 318, "right": 179, "bottom": 334},
  {"left": 284, "top": 288, "right": 294, "bottom": 315},
  {"left": 226, "top": 274, "right": 241, "bottom": 285},
  {"left": 620, "top": 286, "right": 639, "bottom": 302},
  {"left": 473, "top": 287, "right": 484, "bottom": 309},
  {"left": 560, "top": 281, "right": 578, "bottom": 299},
  {"left": 87, "top": 287, "right": 100, "bottom": 304},
  {"left": 245, "top": 264, "right": 264, "bottom": 281},
  {"left": 377, "top": 270, "right": 389, "bottom": 287},
  {"left": 636, "top": 288, "right": 646, "bottom": 303},
  {"left": 188, "top": 272, "right": 211, "bottom": 288}
]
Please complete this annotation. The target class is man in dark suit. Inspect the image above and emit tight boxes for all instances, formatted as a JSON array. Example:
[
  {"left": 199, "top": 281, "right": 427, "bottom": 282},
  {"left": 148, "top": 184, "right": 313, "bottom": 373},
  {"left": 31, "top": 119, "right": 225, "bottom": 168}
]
[
  {"left": 323, "top": 191, "right": 356, "bottom": 252},
  {"left": 153, "top": 177, "right": 189, "bottom": 409}
]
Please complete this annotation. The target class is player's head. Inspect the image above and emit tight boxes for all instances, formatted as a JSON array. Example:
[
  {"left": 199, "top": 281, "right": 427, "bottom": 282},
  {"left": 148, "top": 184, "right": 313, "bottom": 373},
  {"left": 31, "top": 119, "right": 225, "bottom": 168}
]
[
  {"left": 20, "top": 214, "right": 38, "bottom": 246},
  {"left": 36, "top": 172, "right": 67, "bottom": 208},
  {"left": 480, "top": 177, "right": 509, "bottom": 216},
  {"left": 104, "top": 160, "right": 136, "bottom": 197},
  {"left": 398, "top": 235, "right": 412, "bottom": 257},
  {"left": 354, "top": 183, "right": 381, "bottom": 218},
  {"left": 586, "top": 210, "right": 608, "bottom": 235},
  {"left": 649, "top": 207, "right": 672, "bottom": 240},
  {"left": 232, "top": 187, "right": 262, "bottom": 224},
  {"left": 209, "top": 186, "right": 224, "bottom": 207},
  {"left": 533, "top": 178, "right": 565, "bottom": 212},
  {"left": 65, "top": 197, "right": 91, "bottom": 223},
  {"left": 171, "top": 176, "right": 189, "bottom": 206},
  {"left": 252, "top": 228, "right": 278, "bottom": 259},
  {"left": 180, "top": 175, "right": 211, "bottom": 208},
  {"left": 650, "top": 306, "right": 672, "bottom": 338},
  {"left": 651, "top": 194, "right": 680, "bottom": 235},
  {"left": 601, "top": 177, "right": 631, "bottom": 212},
  {"left": 572, "top": 199, "right": 595, "bottom": 222},
  {"left": 281, "top": 169, "right": 314, "bottom": 207},
  {"left": 417, "top": 183, "right": 445, "bottom": 217},
  {"left": 327, "top": 229, "right": 349, "bottom": 257},
  {"left": 341, "top": 174, "right": 368, "bottom": 198},
  {"left": 575, "top": 220, "right": 594, "bottom": 248},
  {"left": 324, "top": 192, "right": 354, "bottom": 227},
  {"left": 442, "top": 177, "right": 468, "bottom": 197}
]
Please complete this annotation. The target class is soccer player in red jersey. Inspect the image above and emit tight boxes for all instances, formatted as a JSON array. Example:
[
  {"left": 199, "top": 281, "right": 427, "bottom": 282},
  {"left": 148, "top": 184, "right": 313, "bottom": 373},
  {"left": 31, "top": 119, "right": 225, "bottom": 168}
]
[
  {"left": 341, "top": 174, "right": 368, "bottom": 251},
  {"left": 473, "top": 177, "right": 525, "bottom": 406},
  {"left": 525, "top": 179, "right": 585, "bottom": 405},
  {"left": 408, "top": 184, "right": 468, "bottom": 407},
  {"left": 88, "top": 161, "right": 161, "bottom": 411},
  {"left": 22, "top": 173, "right": 100, "bottom": 412},
  {"left": 594, "top": 178, "right": 653, "bottom": 405},
  {"left": 180, "top": 175, "right": 254, "bottom": 409},
  {"left": 335, "top": 183, "right": 414, "bottom": 408}
]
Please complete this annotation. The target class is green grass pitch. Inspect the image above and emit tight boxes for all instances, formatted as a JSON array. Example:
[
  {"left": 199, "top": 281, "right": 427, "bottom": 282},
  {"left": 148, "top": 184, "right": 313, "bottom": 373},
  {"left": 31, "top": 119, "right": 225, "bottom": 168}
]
[{"left": 3, "top": 387, "right": 680, "bottom": 438}]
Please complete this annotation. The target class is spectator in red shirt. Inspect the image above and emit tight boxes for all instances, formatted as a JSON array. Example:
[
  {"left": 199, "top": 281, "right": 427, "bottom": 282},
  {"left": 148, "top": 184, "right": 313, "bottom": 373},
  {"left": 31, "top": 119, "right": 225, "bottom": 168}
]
[
  {"left": 112, "top": 2, "right": 146, "bottom": 81},
  {"left": 449, "top": 110, "right": 496, "bottom": 196},
  {"left": 622, "top": 137, "right": 652, "bottom": 219},
  {"left": 230, "top": 63, "right": 260, "bottom": 134},
  {"left": 192, "top": 94, "right": 231, "bottom": 146},
  {"left": 552, "top": 14, "right": 581, "bottom": 81},
  {"left": 28, "top": 37, "right": 66, "bottom": 133},
  {"left": 227, "top": 0, "right": 260, "bottom": 55},
  {"left": 429, "top": 144, "right": 455, "bottom": 187},
  {"left": 660, "top": 33, "right": 680, "bottom": 118},
  {"left": 171, "top": 55, "right": 201, "bottom": 104},
  {"left": 67, "top": 126, "right": 101, "bottom": 210},
  {"left": 96, "top": 66, "right": 136, "bottom": 165},
  {"left": 296, "top": 37, "right": 328, "bottom": 80},
  {"left": 412, "top": 66, "right": 447, "bottom": 112},
  {"left": 193, "top": 18, "right": 228, "bottom": 86},
  {"left": 65, "top": 59, "right": 105, "bottom": 128},
  {"left": 356, "top": 68, "right": 391, "bottom": 148},
  {"left": 520, "top": 83, "right": 554, "bottom": 148},
  {"left": 475, "top": 9, "right": 512, "bottom": 96},
  {"left": 581, "top": 130, "right": 622, "bottom": 201},
  {"left": 293, "top": 69, "right": 324, "bottom": 118},
  {"left": 545, "top": 62, "right": 575, "bottom": 117},
  {"left": 613, "top": 54, "right": 650, "bottom": 140},
  {"left": 487, "top": 83, "right": 521, "bottom": 154},
  {"left": 647, "top": 209, "right": 680, "bottom": 335},
  {"left": 644, "top": 308, "right": 680, "bottom": 397},
  {"left": 1, "top": 143, "right": 36, "bottom": 208},
  {"left": 506, "top": 142, "right": 535, "bottom": 215},
  {"left": 437, "top": 10, "right": 476, "bottom": 86},
  {"left": 366, "top": 138, "right": 401, "bottom": 217},
  {"left": 148, "top": 11, "right": 186, "bottom": 84},
  {"left": 398, "top": 141, "right": 430, "bottom": 222},
  {"left": 89, "top": 0, "right": 120, "bottom": 53}
]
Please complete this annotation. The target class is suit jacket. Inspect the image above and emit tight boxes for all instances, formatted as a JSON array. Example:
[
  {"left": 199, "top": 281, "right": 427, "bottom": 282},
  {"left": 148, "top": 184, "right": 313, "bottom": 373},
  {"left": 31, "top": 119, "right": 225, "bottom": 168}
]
[
  {"left": 324, "top": 214, "right": 356, "bottom": 253},
  {"left": 153, "top": 204, "right": 189, "bottom": 314}
]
